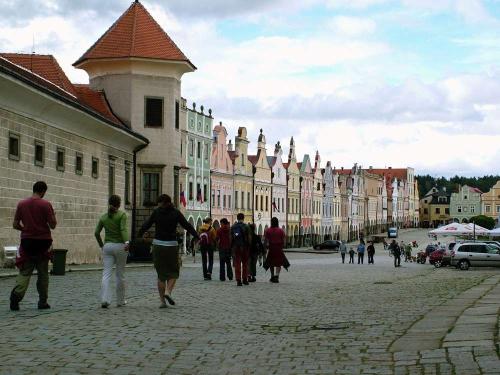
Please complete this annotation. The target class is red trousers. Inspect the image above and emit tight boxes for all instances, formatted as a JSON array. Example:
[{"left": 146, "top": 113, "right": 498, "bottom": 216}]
[{"left": 233, "top": 246, "right": 249, "bottom": 282}]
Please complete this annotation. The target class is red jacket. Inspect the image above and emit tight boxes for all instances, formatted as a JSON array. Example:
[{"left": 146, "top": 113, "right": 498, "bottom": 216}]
[{"left": 216, "top": 225, "right": 231, "bottom": 250}]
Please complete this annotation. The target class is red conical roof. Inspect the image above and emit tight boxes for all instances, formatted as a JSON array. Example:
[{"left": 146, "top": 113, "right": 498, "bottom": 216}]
[{"left": 74, "top": 1, "right": 195, "bottom": 69}]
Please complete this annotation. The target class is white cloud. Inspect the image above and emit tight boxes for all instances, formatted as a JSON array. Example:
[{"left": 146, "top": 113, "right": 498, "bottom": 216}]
[
  {"left": 327, "top": 16, "right": 377, "bottom": 36},
  {"left": 326, "top": 0, "right": 390, "bottom": 9}
]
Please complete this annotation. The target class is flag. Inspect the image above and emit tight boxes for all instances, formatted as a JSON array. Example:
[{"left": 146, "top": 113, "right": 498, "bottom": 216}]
[
  {"left": 180, "top": 191, "right": 187, "bottom": 207},
  {"left": 272, "top": 201, "right": 279, "bottom": 212},
  {"left": 197, "top": 188, "right": 203, "bottom": 203}
]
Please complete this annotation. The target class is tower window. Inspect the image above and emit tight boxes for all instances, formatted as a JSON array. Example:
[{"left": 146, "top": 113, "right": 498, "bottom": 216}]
[{"left": 145, "top": 97, "right": 164, "bottom": 127}]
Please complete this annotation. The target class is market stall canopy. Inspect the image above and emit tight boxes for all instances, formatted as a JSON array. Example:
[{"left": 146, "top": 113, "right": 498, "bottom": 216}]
[
  {"left": 488, "top": 227, "right": 500, "bottom": 237},
  {"left": 428, "top": 223, "right": 469, "bottom": 235},
  {"left": 463, "top": 223, "right": 490, "bottom": 235}
]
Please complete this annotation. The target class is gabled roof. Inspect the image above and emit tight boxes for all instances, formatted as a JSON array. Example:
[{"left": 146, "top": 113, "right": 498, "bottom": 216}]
[
  {"left": 267, "top": 156, "right": 277, "bottom": 167},
  {"left": 248, "top": 155, "right": 258, "bottom": 165},
  {"left": 74, "top": 1, "right": 195, "bottom": 69}
]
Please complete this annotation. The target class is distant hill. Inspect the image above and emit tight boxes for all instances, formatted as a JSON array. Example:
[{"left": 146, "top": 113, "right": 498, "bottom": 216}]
[{"left": 416, "top": 175, "right": 500, "bottom": 198}]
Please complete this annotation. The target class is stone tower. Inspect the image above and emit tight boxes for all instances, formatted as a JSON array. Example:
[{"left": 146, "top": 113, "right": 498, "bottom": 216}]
[{"left": 73, "top": 0, "right": 195, "bottom": 209}]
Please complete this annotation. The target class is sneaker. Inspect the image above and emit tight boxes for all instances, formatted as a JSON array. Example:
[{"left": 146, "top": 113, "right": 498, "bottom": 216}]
[
  {"left": 164, "top": 295, "right": 175, "bottom": 306},
  {"left": 101, "top": 302, "right": 110, "bottom": 309},
  {"left": 117, "top": 301, "right": 127, "bottom": 307},
  {"left": 38, "top": 302, "right": 51, "bottom": 310},
  {"left": 159, "top": 303, "right": 167, "bottom": 309},
  {"left": 237, "top": 281, "right": 243, "bottom": 286},
  {"left": 243, "top": 280, "right": 249, "bottom": 285},
  {"left": 250, "top": 277, "right": 256, "bottom": 282}
]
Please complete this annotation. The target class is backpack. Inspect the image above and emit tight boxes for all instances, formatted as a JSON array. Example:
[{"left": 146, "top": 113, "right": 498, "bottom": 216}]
[
  {"left": 231, "top": 222, "right": 247, "bottom": 247},
  {"left": 199, "top": 226, "right": 212, "bottom": 248}
]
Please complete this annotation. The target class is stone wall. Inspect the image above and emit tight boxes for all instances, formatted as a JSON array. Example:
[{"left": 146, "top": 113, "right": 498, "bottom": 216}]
[{"left": 0, "top": 108, "right": 133, "bottom": 265}]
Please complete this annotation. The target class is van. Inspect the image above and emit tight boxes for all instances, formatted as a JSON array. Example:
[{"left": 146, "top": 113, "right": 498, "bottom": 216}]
[
  {"left": 450, "top": 242, "right": 500, "bottom": 270},
  {"left": 388, "top": 227, "right": 398, "bottom": 238}
]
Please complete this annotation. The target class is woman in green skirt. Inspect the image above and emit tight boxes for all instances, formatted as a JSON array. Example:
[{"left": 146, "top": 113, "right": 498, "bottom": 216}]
[{"left": 138, "top": 195, "right": 199, "bottom": 308}]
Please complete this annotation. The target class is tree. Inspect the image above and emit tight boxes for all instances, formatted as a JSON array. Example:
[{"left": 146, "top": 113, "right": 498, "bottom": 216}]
[{"left": 469, "top": 215, "right": 496, "bottom": 230}]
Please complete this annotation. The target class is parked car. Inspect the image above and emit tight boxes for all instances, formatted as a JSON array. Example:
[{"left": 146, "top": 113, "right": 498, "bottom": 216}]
[
  {"left": 450, "top": 242, "right": 500, "bottom": 270},
  {"left": 388, "top": 227, "right": 398, "bottom": 238},
  {"left": 313, "top": 240, "right": 341, "bottom": 251},
  {"left": 429, "top": 249, "right": 451, "bottom": 268}
]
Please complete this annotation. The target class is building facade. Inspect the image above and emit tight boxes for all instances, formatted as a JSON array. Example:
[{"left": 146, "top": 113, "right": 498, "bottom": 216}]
[
  {"left": 285, "top": 137, "right": 300, "bottom": 247},
  {"left": 312, "top": 152, "right": 324, "bottom": 244},
  {"left": 269, "top": 142, "right": 287, "bottom": 232},
  {"left": 0, "top": 53, "right": 147, "bottom": 265},
  {"left": 299, "top": 155, "right": 313, "bottom": 246},
  {"left": 250, "top": 130, "right": 272, "bottom": 235},
  {"left": 232, "top": 127, "right": 253, "bottom": 223},
  {"left": 449, "top": 185, "right": 482, "bottom": 223},
  {"left": 429, "top": 188, "right": 451, "bottom": 227},
  {"left": 210, "top": 122, "right": 234, "bottom": 227},
  {"left": 179, "top": 102, "right": 212, "bottom": 229},
  {"left": 322, "top": 162, "right": 334, "bottom": 241},
  {"left": 481, "top": 181, "right": 500, "bottom": 223}
]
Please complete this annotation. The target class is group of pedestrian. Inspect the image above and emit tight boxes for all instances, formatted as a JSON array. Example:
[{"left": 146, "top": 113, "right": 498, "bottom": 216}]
[
  {"left": 9, "top": 182, "right": 288, "bottom": 311},
  {"left": 341, "top": 240, "right": 376, "bottom": 265},
  {"left": 197, "top": 214, "right": 286, "bottom": 286}
]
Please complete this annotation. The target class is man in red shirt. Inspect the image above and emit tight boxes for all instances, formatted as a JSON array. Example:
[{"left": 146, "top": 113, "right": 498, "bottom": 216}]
[{"left": 10, "top": 181, "right": 57, "bottom": 311}]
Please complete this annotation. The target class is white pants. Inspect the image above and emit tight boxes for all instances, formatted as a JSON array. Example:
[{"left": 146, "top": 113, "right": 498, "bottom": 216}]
[{"left": 101, "top": 243, "right": 127, "bottom": 305}]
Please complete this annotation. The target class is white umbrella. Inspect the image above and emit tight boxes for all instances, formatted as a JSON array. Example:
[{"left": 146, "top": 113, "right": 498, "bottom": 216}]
[
  {"left": 488, "top": 227, "right": 500, "bottom": 237},
  {"left": 428, "top": 223, "right": 470, "bottom": 235},
  {"left": 463, "top": 223, "right": 490, "bottom": 235}
]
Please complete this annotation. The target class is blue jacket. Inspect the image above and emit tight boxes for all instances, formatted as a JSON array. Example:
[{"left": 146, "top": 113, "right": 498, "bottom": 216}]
[{"left": 357, "top": 244, "right": 365, "bottom": 253}]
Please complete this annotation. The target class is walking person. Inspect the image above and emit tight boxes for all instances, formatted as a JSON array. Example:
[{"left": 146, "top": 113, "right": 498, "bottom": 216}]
[
  {"left": 390, "top": 240, "right": 401, "bottom": 268},
  {"left": 264, "top": 217, "right": 287, "bottom": 283},
  {"left": 348, "top": 247, "right": 355, "bottom": 264},
  {"left": 95, "top": 195, "right": 129, "bottom": 308},
  {"left": 199, "top": 218, "right": 216, "bottom": 280},
  {"left": 216, "top": 218, "right": 233, "bottom": 282},
  {"left": 231, "top": 213, "right": 251, "bottom": 286},
  {"left": 10, "top": 181, "right": 57, "bottom": 311},
  {"left": 248, "top": 224, "right": 264, "bottom": 282},
  {"left": 357, "top": 240, "right": 365, "bottom": 264},
  {"left": 405, "top": 242, "right": 412, "bottom": 262},
  {"left": 339, "top": 241, "right": 347, "bottom": 264},
  {"left": 367, "top": 241, "right": 375, "bottom": 264},
  {"left": 138, "top": 194, "right": 199, "bottom": 308}
]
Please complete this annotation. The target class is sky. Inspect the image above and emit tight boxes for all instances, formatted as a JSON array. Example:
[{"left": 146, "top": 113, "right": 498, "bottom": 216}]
[{"left": 1, "top": 0, "right": 499, "bottom": 177}]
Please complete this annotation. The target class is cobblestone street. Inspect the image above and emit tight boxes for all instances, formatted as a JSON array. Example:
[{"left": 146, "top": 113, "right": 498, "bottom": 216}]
[{"left": 0, "top": 233, "right": 499, "bottom": 374}]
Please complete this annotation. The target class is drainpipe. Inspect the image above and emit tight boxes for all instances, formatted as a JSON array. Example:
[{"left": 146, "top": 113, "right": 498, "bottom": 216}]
[{"left": 132, "top": 143, "right": 148, "bottom": 242}]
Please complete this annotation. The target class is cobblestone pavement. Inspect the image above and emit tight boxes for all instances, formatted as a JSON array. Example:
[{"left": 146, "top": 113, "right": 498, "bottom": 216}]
[{"left": 0, "top": 233, "right": 499, "bottom": 374}]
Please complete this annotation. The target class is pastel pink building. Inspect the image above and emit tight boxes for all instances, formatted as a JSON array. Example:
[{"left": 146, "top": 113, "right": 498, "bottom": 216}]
[
  {"left": 210, "top": 122, "right": 234, "bottom": 227},
  {"left": 299, "top": 155, "right": 313, "bottom": 247}
]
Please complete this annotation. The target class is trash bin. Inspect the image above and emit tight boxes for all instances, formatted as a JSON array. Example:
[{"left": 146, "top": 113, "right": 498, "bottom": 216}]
[{"left": 51, "top": 249, "right": 68, "bottom": 275}]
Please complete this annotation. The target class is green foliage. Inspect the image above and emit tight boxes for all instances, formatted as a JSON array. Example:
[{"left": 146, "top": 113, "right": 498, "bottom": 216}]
[
  {"left": 469, "top": 215, "right": 496, "bottom": 230},
  {"left": 415, "top": 175, "right": 500, "bottom": 198}
]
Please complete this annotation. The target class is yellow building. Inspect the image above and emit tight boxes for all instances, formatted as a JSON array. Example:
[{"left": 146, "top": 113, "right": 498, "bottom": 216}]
[
  {"left": 249, "top": 130, "right": 272, "bottom": 235},
  {"left": 231, "top": 127, "right": 253, "bottom": 224},
  {"left": 482, "top": 180, "right": 500, "bottom": 222},
  {"left": 428, "top": 188, "right": 451, "bottom": 227},
  {"left": 285, "top": 137, "right": 300, "bottom": 247}
]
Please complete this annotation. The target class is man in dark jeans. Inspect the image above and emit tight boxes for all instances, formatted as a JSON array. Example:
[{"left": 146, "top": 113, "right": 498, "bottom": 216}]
[
  {"left": 216, "top": 218, "right": 233, "bottom": 281},
  {"left": 367, "top": 241, "right": 375, "bottom": 264},
  {"left": 390, "top": 240, "right": 401, "bottom": 267},
  {"left": 10, "top": 181, "right": 57, "bottom": 311}
]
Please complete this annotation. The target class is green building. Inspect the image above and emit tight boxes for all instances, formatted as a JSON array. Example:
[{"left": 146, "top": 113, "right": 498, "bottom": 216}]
[{"left": 179, "top": 99, "right": 213, "bottom": 230}]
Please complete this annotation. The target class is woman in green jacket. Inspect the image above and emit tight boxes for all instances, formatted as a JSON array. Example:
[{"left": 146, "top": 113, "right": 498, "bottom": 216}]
[{"left": 95, "top": 195, "right": 129, "bottom": 308}]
